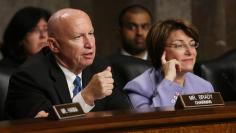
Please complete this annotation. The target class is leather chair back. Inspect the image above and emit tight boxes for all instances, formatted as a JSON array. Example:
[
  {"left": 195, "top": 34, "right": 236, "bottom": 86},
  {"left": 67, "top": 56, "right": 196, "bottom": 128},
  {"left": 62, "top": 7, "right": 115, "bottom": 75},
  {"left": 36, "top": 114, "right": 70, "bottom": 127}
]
[
  {"left": 0, "top": 66, "right": 13, "bottom": 120},
  {"left": 109, "top": 55, "right": 152, "bottom": 92},
  {"left": 194, "top": 49, "right": 236, "bottom": 101}
]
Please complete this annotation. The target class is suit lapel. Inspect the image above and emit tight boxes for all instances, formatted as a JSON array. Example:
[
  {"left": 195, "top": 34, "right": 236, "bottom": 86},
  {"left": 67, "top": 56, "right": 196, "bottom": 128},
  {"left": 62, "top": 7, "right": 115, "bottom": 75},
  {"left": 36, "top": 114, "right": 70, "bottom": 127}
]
[
  {"left": 49, "top": 54, "right": 72, "bottom": 104},
  {"left": 82, "top": 67, "right": 93, "bottom": 88}
]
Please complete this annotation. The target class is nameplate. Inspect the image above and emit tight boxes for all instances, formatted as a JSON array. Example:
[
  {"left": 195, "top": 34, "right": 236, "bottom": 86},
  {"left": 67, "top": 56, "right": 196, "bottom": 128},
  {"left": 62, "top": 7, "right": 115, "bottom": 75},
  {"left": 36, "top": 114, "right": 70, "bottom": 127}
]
[
  {"left": 52, "top": 103, "right": 85, "bottom": 120},
  {"left": 175, "top": 92, "right": 224, "bottom": 109}
]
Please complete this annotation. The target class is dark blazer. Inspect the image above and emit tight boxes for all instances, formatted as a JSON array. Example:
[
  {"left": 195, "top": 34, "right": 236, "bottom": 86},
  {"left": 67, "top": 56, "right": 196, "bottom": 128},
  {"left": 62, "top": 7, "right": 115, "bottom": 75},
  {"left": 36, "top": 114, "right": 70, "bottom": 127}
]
[{"left": 5, "top": 48, "right": 131, "bottom": 119}]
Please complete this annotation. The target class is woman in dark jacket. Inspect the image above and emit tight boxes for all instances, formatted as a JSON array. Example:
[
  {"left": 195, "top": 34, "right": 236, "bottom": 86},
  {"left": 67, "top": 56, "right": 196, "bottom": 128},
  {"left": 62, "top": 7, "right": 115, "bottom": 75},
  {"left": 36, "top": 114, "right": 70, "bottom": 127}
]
[{"left": 0, "top": 6, "right": 51, "bottom": 120}]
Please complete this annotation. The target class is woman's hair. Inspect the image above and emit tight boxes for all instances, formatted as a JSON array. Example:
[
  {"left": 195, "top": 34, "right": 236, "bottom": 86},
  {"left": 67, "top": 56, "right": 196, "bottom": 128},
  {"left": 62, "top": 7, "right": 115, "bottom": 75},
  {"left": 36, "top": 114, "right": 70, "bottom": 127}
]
[
  {"left": 2, "top": 6, "right": 51, "bottom": 64},
  {"left": 146, "top": 19, "right": 199, "bottom": 69}
]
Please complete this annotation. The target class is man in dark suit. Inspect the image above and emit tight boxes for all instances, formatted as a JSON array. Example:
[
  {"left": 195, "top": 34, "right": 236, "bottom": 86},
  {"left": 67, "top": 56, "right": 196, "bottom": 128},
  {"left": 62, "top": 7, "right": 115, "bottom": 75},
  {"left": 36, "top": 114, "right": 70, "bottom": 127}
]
[{"left": 5, "top": 8, "right": 130, "bottom": 119}]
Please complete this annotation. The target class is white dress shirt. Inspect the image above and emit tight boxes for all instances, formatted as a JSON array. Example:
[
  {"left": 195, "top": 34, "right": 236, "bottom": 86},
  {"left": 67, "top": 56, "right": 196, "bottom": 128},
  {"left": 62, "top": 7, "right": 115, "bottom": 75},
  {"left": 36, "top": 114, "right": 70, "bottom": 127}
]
[
  {"left": 58, "top": 64, "right": 94, "bottom": 113},
  {"left": 120, "top": 49, "right": 148, "bottom": 60}
]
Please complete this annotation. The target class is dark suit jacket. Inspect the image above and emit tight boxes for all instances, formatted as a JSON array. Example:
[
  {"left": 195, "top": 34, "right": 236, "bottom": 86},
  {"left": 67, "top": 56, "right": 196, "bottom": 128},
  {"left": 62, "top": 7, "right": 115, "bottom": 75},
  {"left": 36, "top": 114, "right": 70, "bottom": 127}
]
[{"left": 5, "top": 48, "right": 131, "bottom": 119}]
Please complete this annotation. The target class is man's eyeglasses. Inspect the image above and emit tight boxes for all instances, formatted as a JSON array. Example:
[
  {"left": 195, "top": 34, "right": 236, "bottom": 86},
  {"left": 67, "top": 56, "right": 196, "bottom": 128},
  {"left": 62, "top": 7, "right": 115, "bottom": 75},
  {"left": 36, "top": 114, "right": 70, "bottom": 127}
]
[{"left": 165, "top": 41, "right": 199, "bottom": 50}]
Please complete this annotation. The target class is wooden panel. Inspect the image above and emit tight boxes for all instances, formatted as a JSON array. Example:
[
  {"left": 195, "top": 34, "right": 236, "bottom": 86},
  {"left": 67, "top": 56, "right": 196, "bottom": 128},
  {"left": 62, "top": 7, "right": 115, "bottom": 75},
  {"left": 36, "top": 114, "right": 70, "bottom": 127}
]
[{"left": 0, "top": 102, "right": 235, "bottom": 132}]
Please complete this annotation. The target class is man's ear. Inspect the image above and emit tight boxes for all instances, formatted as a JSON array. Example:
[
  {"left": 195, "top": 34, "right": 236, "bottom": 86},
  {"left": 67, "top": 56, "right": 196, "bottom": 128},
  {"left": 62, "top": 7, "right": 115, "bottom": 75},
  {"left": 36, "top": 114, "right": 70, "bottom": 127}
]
[{"left": 48, "top": 37, "right": 59, "bottom": 53}]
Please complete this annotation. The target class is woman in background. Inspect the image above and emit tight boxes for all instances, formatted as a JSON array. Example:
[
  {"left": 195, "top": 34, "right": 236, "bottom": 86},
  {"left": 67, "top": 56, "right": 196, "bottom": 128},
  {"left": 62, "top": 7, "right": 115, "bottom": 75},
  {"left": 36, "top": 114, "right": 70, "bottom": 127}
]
[
  {"left": 0, "top": 7, "right": 50, "bottom": 120},
  {"left": 124, "top": 19, "right": 214, "bottom": 109},
  {"left": 0, "top": 6, "right": 51, "bottom": 68}
]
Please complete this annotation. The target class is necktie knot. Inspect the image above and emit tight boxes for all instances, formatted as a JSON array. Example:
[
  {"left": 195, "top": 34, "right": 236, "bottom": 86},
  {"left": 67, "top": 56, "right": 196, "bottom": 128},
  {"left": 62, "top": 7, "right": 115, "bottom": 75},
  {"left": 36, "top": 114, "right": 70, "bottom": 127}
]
[
  {"left": 73, "top": 76, "right": 81, "bottom": 86},
  {"left": 73, "top": 76, "right": 82, "bottom": 97}
]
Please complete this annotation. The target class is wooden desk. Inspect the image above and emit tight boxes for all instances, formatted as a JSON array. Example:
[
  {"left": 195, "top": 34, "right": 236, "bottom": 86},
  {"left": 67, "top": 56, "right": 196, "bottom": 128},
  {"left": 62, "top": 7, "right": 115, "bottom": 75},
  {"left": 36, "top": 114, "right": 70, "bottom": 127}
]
[{"left": 0, "top": 102, "right": 236, "bottom": 133}]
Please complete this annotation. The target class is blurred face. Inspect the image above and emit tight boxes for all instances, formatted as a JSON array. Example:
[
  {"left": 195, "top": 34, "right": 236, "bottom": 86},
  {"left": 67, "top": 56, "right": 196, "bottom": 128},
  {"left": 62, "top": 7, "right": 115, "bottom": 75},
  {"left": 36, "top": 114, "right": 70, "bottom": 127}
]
[
  {"left": 164, "top": 30, "right": 197, "bottom": 72},
  {"left": 120, "top": 11, "right": 151, "bottom": 55},
  {"left": 23, "top": 18, "right": 48, "bottom": 57},
  {"left": 50, "top": 14, "right": 95, "bottom": 73}
]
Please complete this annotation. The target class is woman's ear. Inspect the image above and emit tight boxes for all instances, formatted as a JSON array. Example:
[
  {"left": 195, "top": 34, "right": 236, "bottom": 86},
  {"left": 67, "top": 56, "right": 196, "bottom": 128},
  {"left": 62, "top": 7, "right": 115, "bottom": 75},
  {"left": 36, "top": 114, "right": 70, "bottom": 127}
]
[{"left": 48, "top": 37, "right": 59, "bottom": 53}]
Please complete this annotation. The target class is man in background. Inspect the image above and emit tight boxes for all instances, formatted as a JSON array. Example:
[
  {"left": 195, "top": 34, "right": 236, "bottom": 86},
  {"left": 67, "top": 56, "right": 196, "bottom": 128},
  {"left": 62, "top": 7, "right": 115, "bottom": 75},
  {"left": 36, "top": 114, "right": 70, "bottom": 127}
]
[
  {"left": 105, "top": 5, "right": 153, "bottom": 103},
  {"left": 118, "top": 5, "right": 153, "bottom": 60}
]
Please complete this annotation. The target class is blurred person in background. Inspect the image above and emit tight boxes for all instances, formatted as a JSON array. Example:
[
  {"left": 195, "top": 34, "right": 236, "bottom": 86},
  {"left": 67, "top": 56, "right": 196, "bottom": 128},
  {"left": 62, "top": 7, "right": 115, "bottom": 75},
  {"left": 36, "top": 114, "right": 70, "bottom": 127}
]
[
  {"left": 106, "top": 5, "right": 153, "bottom": 102},
  {"left": 0, "top": 7, "right": 50, "bottom": 120},
  {"left": 117, "top": 4, "right": 152, "bottom": 60},
  {"left": 0, "top": 6, "right": 51, "bottom": 69}
]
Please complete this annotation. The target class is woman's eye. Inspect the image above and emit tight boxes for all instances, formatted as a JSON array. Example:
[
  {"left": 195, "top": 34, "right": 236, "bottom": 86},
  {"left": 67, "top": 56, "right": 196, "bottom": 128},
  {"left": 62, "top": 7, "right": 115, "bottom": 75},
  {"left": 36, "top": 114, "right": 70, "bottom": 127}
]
[{"left": 175, "top": 44, "right": 184, "bottom": 48}]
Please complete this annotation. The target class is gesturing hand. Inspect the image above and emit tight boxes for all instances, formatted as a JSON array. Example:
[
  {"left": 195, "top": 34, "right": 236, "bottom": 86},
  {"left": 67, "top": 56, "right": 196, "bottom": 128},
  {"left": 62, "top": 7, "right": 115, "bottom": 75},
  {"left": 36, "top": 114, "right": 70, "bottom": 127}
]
[
  {"left": 161, "top": 51, "right": 181, "bottom": 81},
  {"left": 81, "top": 66, "right": 114, "bottom": 105}
]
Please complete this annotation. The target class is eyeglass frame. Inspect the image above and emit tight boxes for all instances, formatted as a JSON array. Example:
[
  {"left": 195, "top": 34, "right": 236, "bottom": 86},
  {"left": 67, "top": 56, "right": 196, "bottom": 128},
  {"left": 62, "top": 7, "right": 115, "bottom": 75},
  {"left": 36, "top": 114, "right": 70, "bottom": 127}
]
[
  {"left": 165, "top": 41, "right": 199, "bottom": 50},
  {"left": 28, "top": 27, "right": 48, "bottom": 35}
]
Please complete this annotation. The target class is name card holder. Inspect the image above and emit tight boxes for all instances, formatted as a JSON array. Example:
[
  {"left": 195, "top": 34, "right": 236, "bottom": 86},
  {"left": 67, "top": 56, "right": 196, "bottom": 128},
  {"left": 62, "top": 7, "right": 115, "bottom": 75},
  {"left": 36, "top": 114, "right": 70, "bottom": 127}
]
[
  {"left": 52, "top": 103, "right": 85, "bottom": 120},
  {"left": 175, "top": 92, "right": 224, "bottom": 109}
]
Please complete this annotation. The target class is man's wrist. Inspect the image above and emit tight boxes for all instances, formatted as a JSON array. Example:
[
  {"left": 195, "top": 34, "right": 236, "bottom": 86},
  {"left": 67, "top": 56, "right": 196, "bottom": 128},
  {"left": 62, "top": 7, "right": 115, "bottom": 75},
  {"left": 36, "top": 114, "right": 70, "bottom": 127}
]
[{"left": 81, "top": 89, "right": 95, "bottom": 106}]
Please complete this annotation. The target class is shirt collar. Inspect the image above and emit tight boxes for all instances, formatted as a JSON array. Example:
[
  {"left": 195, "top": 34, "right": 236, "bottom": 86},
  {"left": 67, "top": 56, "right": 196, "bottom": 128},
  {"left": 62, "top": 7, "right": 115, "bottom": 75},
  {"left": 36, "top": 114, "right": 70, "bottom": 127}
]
[
  {"left": 57, "top": 63, "right": 82, "bottom": 87},
  {"left": 120, "top": 49, "right": 148, "bottom": 60}
]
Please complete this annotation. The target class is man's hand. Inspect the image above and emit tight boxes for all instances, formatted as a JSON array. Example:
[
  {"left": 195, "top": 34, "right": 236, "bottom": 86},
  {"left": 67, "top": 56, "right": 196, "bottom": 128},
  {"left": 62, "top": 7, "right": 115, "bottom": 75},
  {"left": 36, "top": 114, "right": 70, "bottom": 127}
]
[
  {"left": 34, "top": 110, "right": 49, "bottom": 118},
  {"left": 81, "top": 66, "right": 114, "bottom": 105}
]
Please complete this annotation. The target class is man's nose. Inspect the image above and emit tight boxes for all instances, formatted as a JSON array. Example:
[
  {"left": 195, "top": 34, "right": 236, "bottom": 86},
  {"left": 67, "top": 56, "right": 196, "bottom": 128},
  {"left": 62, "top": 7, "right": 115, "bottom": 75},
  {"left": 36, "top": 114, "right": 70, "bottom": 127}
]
[
  {"left": 136, "top": 26, "right": 143, "bottom": 35},
  {"left": 136, "top": 26, "right": 147, "bottom": 36},
  {"left": 84, "top": 35, "right": 93, "bottom": 48}
]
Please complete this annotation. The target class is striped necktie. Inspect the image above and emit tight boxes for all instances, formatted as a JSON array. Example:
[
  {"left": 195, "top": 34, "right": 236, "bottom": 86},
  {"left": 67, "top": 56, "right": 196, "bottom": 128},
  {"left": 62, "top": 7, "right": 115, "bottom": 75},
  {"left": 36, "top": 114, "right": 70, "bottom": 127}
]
[{"left": 73, "top": 76, "right": 82, "bottom": 97}]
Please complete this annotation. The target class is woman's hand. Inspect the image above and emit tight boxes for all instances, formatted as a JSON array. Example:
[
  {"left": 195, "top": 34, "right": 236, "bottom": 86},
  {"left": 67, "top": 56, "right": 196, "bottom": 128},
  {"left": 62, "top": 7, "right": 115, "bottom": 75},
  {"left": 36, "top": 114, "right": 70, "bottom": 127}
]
[{"left": 161, "top": 51, "right": 181, "bottom": 81}]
